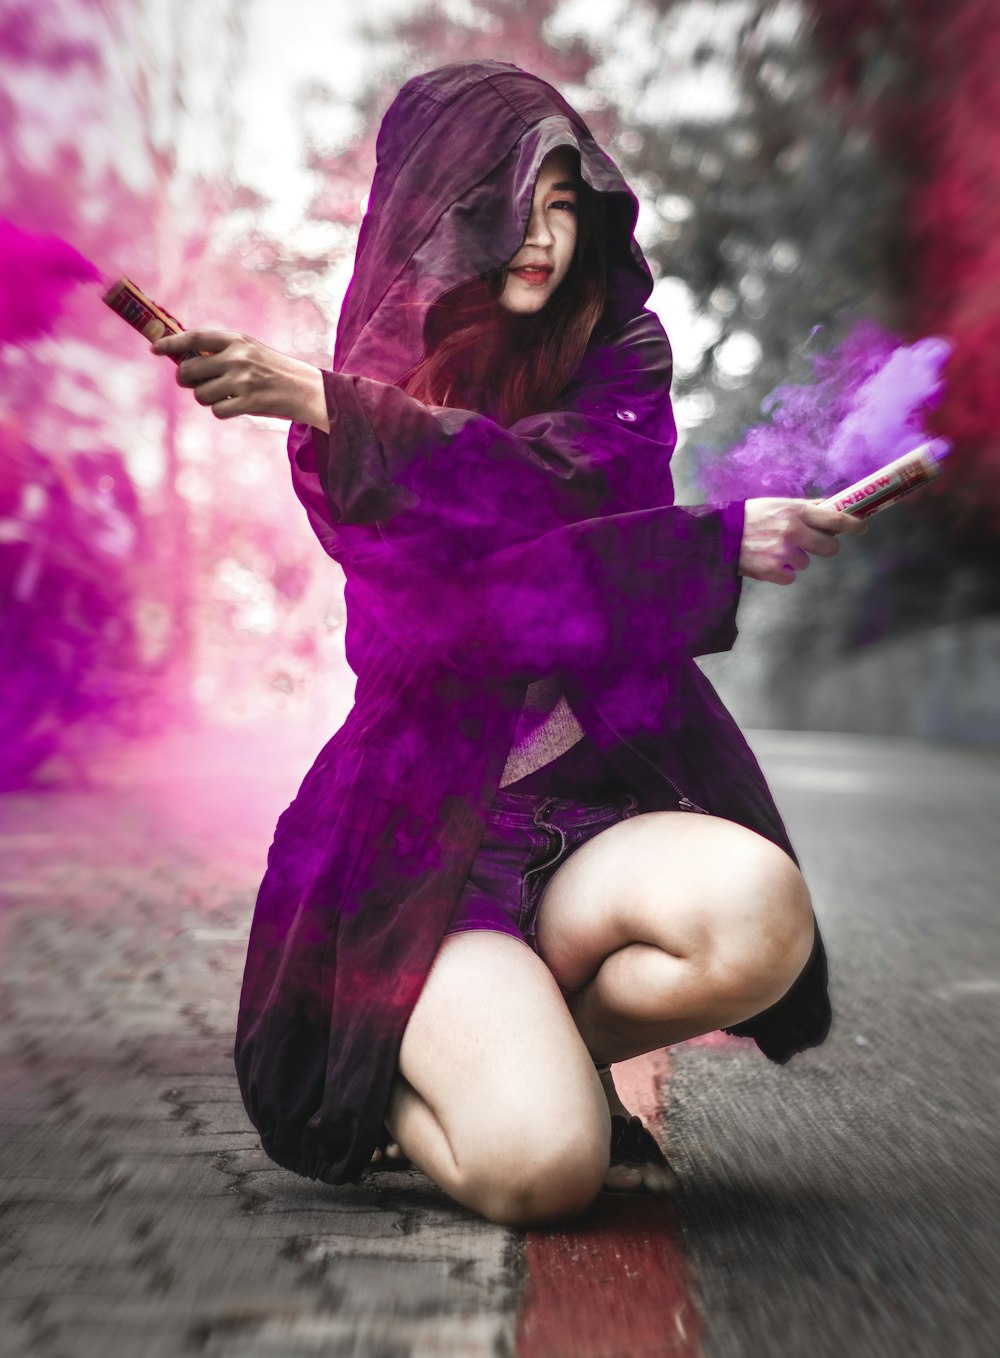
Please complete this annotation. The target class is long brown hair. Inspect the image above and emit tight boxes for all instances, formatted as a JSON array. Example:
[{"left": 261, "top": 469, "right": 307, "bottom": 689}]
[{"left": 399, "top": 157, "right": 609, "bottom": 425}]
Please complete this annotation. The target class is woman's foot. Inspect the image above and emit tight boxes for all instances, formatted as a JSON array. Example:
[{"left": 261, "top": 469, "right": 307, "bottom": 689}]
[
  {"left": 597, "top": 1065, "right": 678, "bottom": 1194},
  {"left": 368, "top": 1136, "right": 409, "bottom": 1169}
]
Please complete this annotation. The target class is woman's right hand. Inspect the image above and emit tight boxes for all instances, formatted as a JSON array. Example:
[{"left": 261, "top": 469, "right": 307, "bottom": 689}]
[{"left": 738, "top": 497, "right": 867, "bottom": 585}]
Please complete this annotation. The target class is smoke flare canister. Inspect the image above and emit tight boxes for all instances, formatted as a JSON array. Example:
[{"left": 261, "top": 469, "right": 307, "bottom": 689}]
[
  {"left": 101, "top": 277, "right": 211, "bottom": 363},
  {"left": 818, "top": 440, "right": 951, "bottom": 519}
]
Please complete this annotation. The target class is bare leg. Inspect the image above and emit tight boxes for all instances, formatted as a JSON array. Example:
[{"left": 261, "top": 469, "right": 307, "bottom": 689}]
[
  {"left": 568, "top": 933, "right": 811, "bottom": 1061},
  {"left": 382, "top": 930, "right": 611, "bottom": 1226},
  {"left": 534, "top": 811, "right": 816, "bottom": 1188},
  {"left": 377, "top": 814, "right": 814, "bottom": 1206},
  {"left": 536, "top": 811, "right": 816, "bottom": 1061}
]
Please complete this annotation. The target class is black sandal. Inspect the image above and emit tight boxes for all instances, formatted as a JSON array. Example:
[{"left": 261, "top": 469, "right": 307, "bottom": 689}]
[{"left": 605, "top": 1114, "right": 679, "bottom": 1195}]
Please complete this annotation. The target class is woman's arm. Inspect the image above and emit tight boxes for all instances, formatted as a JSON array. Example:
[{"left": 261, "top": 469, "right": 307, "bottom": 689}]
[
  {"left": 298, "top": 364, "right": 330, "bottom": 434},
  {"left": 739, "top": 497, "right": 866, "bottom": 584},
  {"left": 149, "top": 330, "right": 330, "bottom": 430}
]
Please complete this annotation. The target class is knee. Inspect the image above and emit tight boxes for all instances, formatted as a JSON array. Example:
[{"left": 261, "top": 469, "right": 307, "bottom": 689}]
[
  {"left": 461, "top": 1122, "right": 609, "bottom": 1227},
  {"left": 710, "top": 841, "right": 816, "bottom": 1011}
]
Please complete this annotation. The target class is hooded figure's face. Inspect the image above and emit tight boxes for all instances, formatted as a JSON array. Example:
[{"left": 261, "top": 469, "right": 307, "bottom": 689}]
[
  {"left": 332, "top": 61, "right": 654, "bottom": 384},
  {"left": 498, "top": 146, "right": 579, "bottom": 316}
]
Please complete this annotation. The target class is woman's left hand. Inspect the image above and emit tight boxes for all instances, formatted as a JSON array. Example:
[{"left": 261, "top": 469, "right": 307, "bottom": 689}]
[{"left": 149, "top": 329, "right": 330, "bottom": 430}]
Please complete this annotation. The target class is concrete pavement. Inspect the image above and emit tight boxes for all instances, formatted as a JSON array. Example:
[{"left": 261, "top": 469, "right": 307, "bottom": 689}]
[{"left": 0, "top": 738, "right": 521, "bottom": 1357}]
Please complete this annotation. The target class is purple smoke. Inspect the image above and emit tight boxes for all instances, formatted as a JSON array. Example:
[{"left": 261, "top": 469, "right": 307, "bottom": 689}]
[
  {"left": 697, "top": 320, "right": 953, "bottom": 501},
  {"left": 0, "top": 217, "right": 100, "bottom": 347}
]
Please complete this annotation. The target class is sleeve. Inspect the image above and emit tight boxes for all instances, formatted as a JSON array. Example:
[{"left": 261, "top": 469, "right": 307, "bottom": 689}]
[
  {"left": 345, "top": 498, "right": 746, "bottom": 679},
  {"left": 286, "top": 312, "right": 746, "bottom": 678}
]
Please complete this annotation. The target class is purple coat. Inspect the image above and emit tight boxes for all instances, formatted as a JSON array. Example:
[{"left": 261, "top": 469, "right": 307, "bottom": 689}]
[{"left": 234, "top": 61, "right": 831, "bottom": 1186}]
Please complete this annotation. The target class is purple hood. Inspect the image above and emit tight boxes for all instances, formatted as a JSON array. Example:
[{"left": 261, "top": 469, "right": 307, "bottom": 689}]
[{"left": 334, "top": 60, "right": 653, "bottom": 382}]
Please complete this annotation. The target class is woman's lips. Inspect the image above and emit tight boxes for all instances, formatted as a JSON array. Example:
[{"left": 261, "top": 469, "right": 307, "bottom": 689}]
[{"left": 512, "top": 267, "right": 552, "bottom": 285}]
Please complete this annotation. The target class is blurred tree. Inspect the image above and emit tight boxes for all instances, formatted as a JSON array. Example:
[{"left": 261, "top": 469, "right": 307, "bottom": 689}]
[
  {"left": 0, "top": 0, "right": 171, "bottom": 760},
  {"left": 0, "top": 0, "right": 223, "bottom": 713},
  {"left": 621, "top": 1, "right": 997, "bottom": 684},
  {"left": 809, "top": 0, "right": 1000, "bottom": 550},
  {"left": 600, "top": 1, "right": 942, "bottom": 672},
  {"left": 100, "top": 0, "right": 252, "bottom": 704},
  {"left": 597, "top": 3, "right": 899, "bottom": 491},
  {"left": 0, "top": 0, "right": 338, "bottom": 745}
]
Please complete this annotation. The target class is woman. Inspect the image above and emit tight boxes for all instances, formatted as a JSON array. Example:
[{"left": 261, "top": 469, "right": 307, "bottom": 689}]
[{"left": 152, "top": 60, "right": 864, "bottom": 1225}]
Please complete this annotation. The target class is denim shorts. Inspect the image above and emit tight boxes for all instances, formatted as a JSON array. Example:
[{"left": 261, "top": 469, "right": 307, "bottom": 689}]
[{"left": 445, "top": 787, "right": 641, "bottom": 952}]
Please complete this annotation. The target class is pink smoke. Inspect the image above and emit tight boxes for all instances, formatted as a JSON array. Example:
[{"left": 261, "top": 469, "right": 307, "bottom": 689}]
[
  {"left": 0, "top": 217, "right": 100, "bottom": 347},
  {"left": 697, "top": 320, "right": 953, "bottom": 501}
]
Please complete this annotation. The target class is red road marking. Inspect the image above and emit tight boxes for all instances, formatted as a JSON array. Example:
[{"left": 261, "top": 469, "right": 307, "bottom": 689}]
[{"left": 515, "top": 1049, "right": 702, "bottom": 1358}]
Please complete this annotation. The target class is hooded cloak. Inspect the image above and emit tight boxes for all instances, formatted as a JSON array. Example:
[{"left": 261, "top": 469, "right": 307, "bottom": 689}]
[{"left": 234, "top": 60, "right": 831, "bottom": 1186}]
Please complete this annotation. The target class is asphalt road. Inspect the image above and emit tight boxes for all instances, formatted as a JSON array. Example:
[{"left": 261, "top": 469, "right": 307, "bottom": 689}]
[
  {"left": 0, "top": 726, "right": 996, "bottom": 1357},
  {"left": 669, "top": 730, "right": 1000, "bottom": 1358}
]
